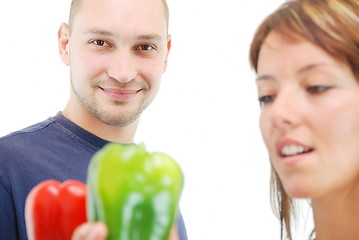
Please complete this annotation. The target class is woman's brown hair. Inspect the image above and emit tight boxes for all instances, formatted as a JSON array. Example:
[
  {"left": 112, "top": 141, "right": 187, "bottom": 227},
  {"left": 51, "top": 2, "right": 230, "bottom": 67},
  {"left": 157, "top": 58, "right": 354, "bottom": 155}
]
[{"left": 249, "top": 0, "right": 359, "bottom": 239}]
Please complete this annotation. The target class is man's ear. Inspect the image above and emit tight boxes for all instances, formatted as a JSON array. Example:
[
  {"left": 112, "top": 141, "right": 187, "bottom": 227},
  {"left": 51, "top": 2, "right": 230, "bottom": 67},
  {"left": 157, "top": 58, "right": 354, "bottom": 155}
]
[
  {"left": 163, "top": 34, "right": 172, "bottom": 73},
  {"left": 58, "top": 23, "right": 70, "bottom": 66}
]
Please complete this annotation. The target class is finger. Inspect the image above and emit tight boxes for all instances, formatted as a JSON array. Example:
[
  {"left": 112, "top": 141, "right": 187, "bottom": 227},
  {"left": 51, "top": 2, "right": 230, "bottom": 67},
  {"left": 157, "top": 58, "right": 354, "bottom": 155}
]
[
  {"left": 168, "top": 226, "right": 179, "bottom": 240},
  {"left": 89, "top": 223, "right": 108, "bottom": 240},
  {"left": 72, "top": 223, "right": 91, "bottom": 240},
  {"left": 72, "top": 222, "right": 108, "bottom": 240}
]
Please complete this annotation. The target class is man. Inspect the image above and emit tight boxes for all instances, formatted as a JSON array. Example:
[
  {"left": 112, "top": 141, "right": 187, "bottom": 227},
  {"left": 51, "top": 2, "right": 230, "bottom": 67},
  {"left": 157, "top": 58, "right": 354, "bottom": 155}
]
[{"left": 0, "top": 0, "right": 187, "bottom": 239}]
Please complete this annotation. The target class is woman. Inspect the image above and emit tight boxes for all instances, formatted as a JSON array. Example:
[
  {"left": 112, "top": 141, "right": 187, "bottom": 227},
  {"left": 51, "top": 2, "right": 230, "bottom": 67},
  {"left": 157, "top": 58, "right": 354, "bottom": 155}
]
[{"left": 249, "top": 0, "right": 359, "bottom": 239}]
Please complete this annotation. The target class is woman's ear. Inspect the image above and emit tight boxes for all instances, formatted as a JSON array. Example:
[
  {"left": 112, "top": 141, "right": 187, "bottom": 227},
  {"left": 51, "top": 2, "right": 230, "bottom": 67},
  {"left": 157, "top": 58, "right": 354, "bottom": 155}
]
[{"left": 58, "top": 23, "right": 70, "bottom": 66}]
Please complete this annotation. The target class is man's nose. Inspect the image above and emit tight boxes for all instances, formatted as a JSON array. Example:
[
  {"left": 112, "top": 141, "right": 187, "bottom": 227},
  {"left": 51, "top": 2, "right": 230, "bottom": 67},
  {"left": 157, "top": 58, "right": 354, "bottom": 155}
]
[{"left": 107, "top": 51, "right": 138, "bottom": 83}]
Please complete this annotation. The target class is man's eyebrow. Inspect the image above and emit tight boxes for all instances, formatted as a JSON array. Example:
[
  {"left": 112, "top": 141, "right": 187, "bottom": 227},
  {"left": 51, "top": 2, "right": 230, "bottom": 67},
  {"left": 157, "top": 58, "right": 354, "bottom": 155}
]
[
  {"left": 83, "top": 28, "right": 113, "bottom": 37},
  {"left": 82, "top": 29, "right": 163, "bottom": 42},
  {"left": 135, "top": 34, "right": 163, "bottom": 41}
]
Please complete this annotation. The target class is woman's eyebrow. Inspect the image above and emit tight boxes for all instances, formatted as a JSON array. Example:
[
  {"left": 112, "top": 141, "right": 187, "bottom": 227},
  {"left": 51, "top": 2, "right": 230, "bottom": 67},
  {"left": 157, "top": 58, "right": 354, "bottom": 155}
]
[
  {"left": 297, "top": 63, "right": 330, "bottom": 75},
  {"left": 256, "top": 74, "right": 275, "bottom": 82}
]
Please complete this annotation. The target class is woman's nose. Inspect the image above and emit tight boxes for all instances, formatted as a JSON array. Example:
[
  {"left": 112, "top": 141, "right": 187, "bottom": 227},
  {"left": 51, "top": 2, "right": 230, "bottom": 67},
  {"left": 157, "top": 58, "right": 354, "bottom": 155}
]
[{"left": 269, "top": 89, "right": 302, "bottom": 130}]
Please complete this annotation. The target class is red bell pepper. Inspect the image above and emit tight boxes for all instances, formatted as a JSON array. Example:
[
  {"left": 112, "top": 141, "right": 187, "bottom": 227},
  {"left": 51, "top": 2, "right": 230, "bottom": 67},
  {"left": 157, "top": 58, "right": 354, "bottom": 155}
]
[{"left": 25, "top": 179, "right": 87, "bottom": 240}]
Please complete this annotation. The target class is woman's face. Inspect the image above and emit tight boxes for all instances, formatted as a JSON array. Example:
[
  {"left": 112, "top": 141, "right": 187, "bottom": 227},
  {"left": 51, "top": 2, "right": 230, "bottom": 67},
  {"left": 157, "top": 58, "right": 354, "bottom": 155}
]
[{"left": 257, "top": 31, "right": 359, "bottom": 199}]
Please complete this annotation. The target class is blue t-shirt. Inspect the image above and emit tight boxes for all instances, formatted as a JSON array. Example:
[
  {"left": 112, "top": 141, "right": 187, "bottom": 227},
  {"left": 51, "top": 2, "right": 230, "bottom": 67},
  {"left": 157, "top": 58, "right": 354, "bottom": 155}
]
[{"left": 0, "top": 112, "right": 187, "bottom": 240}]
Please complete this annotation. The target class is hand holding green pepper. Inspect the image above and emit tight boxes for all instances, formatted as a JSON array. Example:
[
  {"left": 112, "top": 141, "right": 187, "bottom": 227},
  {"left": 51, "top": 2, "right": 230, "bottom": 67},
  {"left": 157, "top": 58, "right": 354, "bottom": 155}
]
[
  {"left": 87, "top": 143, "right": 184, "bottom": 240},
  {"left": 72, "top": 222, "right": 179, "bottom": 240}
]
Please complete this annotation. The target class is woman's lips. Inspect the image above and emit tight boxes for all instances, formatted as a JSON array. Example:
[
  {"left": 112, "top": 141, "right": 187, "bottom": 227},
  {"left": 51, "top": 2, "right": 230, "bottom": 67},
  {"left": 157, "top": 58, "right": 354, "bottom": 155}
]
[
  {"left": 275, "top": 139, "right": 314, "bottom": 165},
  {"left": 281, "top": 149, "right": 313, "bottom": 165}
]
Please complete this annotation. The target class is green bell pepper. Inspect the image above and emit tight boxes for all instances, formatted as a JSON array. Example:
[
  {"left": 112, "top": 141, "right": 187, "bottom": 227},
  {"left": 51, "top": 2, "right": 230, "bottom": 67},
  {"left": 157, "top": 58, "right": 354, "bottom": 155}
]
[{"left": 87, "top": 143, "right": 184, "bottom": 240}]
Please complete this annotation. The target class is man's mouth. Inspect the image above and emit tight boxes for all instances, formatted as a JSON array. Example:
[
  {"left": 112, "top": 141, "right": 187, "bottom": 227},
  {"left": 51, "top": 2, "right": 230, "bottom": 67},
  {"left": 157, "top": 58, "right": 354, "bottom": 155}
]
[{"left": 100, "top": 87, "right": 141, "bottom": 101}]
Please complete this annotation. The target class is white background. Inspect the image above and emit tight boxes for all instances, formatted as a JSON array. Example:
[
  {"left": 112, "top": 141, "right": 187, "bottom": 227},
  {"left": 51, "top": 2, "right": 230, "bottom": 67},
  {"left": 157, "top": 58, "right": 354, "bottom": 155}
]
[{"left": 0, "top": 0, "right": 313, "bottom": 239}]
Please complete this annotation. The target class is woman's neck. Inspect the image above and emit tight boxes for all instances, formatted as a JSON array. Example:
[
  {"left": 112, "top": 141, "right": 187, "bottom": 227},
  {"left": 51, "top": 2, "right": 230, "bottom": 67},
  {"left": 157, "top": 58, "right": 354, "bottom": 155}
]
[{"left": 312, "top": 185, "right": 359, "bottom": 240}]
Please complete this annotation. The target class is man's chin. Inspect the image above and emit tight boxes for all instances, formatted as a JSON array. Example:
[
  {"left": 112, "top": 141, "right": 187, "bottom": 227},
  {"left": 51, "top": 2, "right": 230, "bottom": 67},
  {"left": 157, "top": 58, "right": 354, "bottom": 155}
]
[{"left": 94, "top": 111, "right": 141, "bottom": 127}]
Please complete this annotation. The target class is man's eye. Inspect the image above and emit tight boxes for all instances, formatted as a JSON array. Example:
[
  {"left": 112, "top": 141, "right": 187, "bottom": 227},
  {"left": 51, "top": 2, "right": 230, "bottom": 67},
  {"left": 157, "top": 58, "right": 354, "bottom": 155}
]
[
  {"left": 90, "top": 39, "right": 109, "bottom": 47},
  {"left": 306, "top": 86, "right": 332, "bottom": 94},
  {"left": 258, "top": 95, "right": 275, "bottom": 105},
  {"left": 137, "top": 44, "right": 156, "bottom": 51}
]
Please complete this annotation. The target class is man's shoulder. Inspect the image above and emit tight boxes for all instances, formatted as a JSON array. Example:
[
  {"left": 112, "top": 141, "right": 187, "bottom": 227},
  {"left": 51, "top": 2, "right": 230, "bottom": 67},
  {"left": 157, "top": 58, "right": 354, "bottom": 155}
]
[
  {"left": 0, "top": 114, "right": 93, "bottom": 185},
  {"left": 0, "top": 118, "right": 53, "bottom": 168},
  {"left": 0, "top": 118, "right": 59, "bottom": 156},
  {"left": 0, "top": 117, "right": 55, "bottom": 142}
]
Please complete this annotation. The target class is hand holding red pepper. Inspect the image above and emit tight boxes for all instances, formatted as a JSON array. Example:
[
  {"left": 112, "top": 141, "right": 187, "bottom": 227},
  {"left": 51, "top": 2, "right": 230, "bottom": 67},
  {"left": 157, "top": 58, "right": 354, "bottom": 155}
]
[{"left": 25, "top": 179, "right": 87, "bottom": 240}]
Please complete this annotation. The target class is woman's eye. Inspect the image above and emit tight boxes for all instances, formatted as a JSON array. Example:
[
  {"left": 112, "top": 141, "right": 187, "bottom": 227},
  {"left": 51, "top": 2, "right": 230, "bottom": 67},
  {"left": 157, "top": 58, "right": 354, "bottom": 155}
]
[
  {"left": 258, "top": 95, "right": 275, "bottom": 105},
  {"left": 306, "top": 85, "right": 332, "bottom": 94}
]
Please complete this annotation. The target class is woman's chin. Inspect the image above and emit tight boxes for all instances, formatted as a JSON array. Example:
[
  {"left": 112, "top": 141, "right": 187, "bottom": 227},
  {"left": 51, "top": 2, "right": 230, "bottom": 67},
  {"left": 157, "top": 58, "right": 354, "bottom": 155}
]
[{"left": 283, "top": 181, "right": 317, "bottom": 199}]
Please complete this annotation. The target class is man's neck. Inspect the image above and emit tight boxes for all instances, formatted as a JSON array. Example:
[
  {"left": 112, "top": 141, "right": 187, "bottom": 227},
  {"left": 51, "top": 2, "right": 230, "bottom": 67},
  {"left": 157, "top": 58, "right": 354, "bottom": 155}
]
[{"left": 62, "top": 103, "right": 139, "bottom": 143}]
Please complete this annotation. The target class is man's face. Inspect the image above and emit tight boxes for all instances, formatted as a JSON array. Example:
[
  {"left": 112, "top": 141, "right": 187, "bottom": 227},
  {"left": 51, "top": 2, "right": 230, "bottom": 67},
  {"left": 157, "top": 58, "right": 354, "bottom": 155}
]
[{"left": 62, "top": 0, "right": 170, "bottom": 126}]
